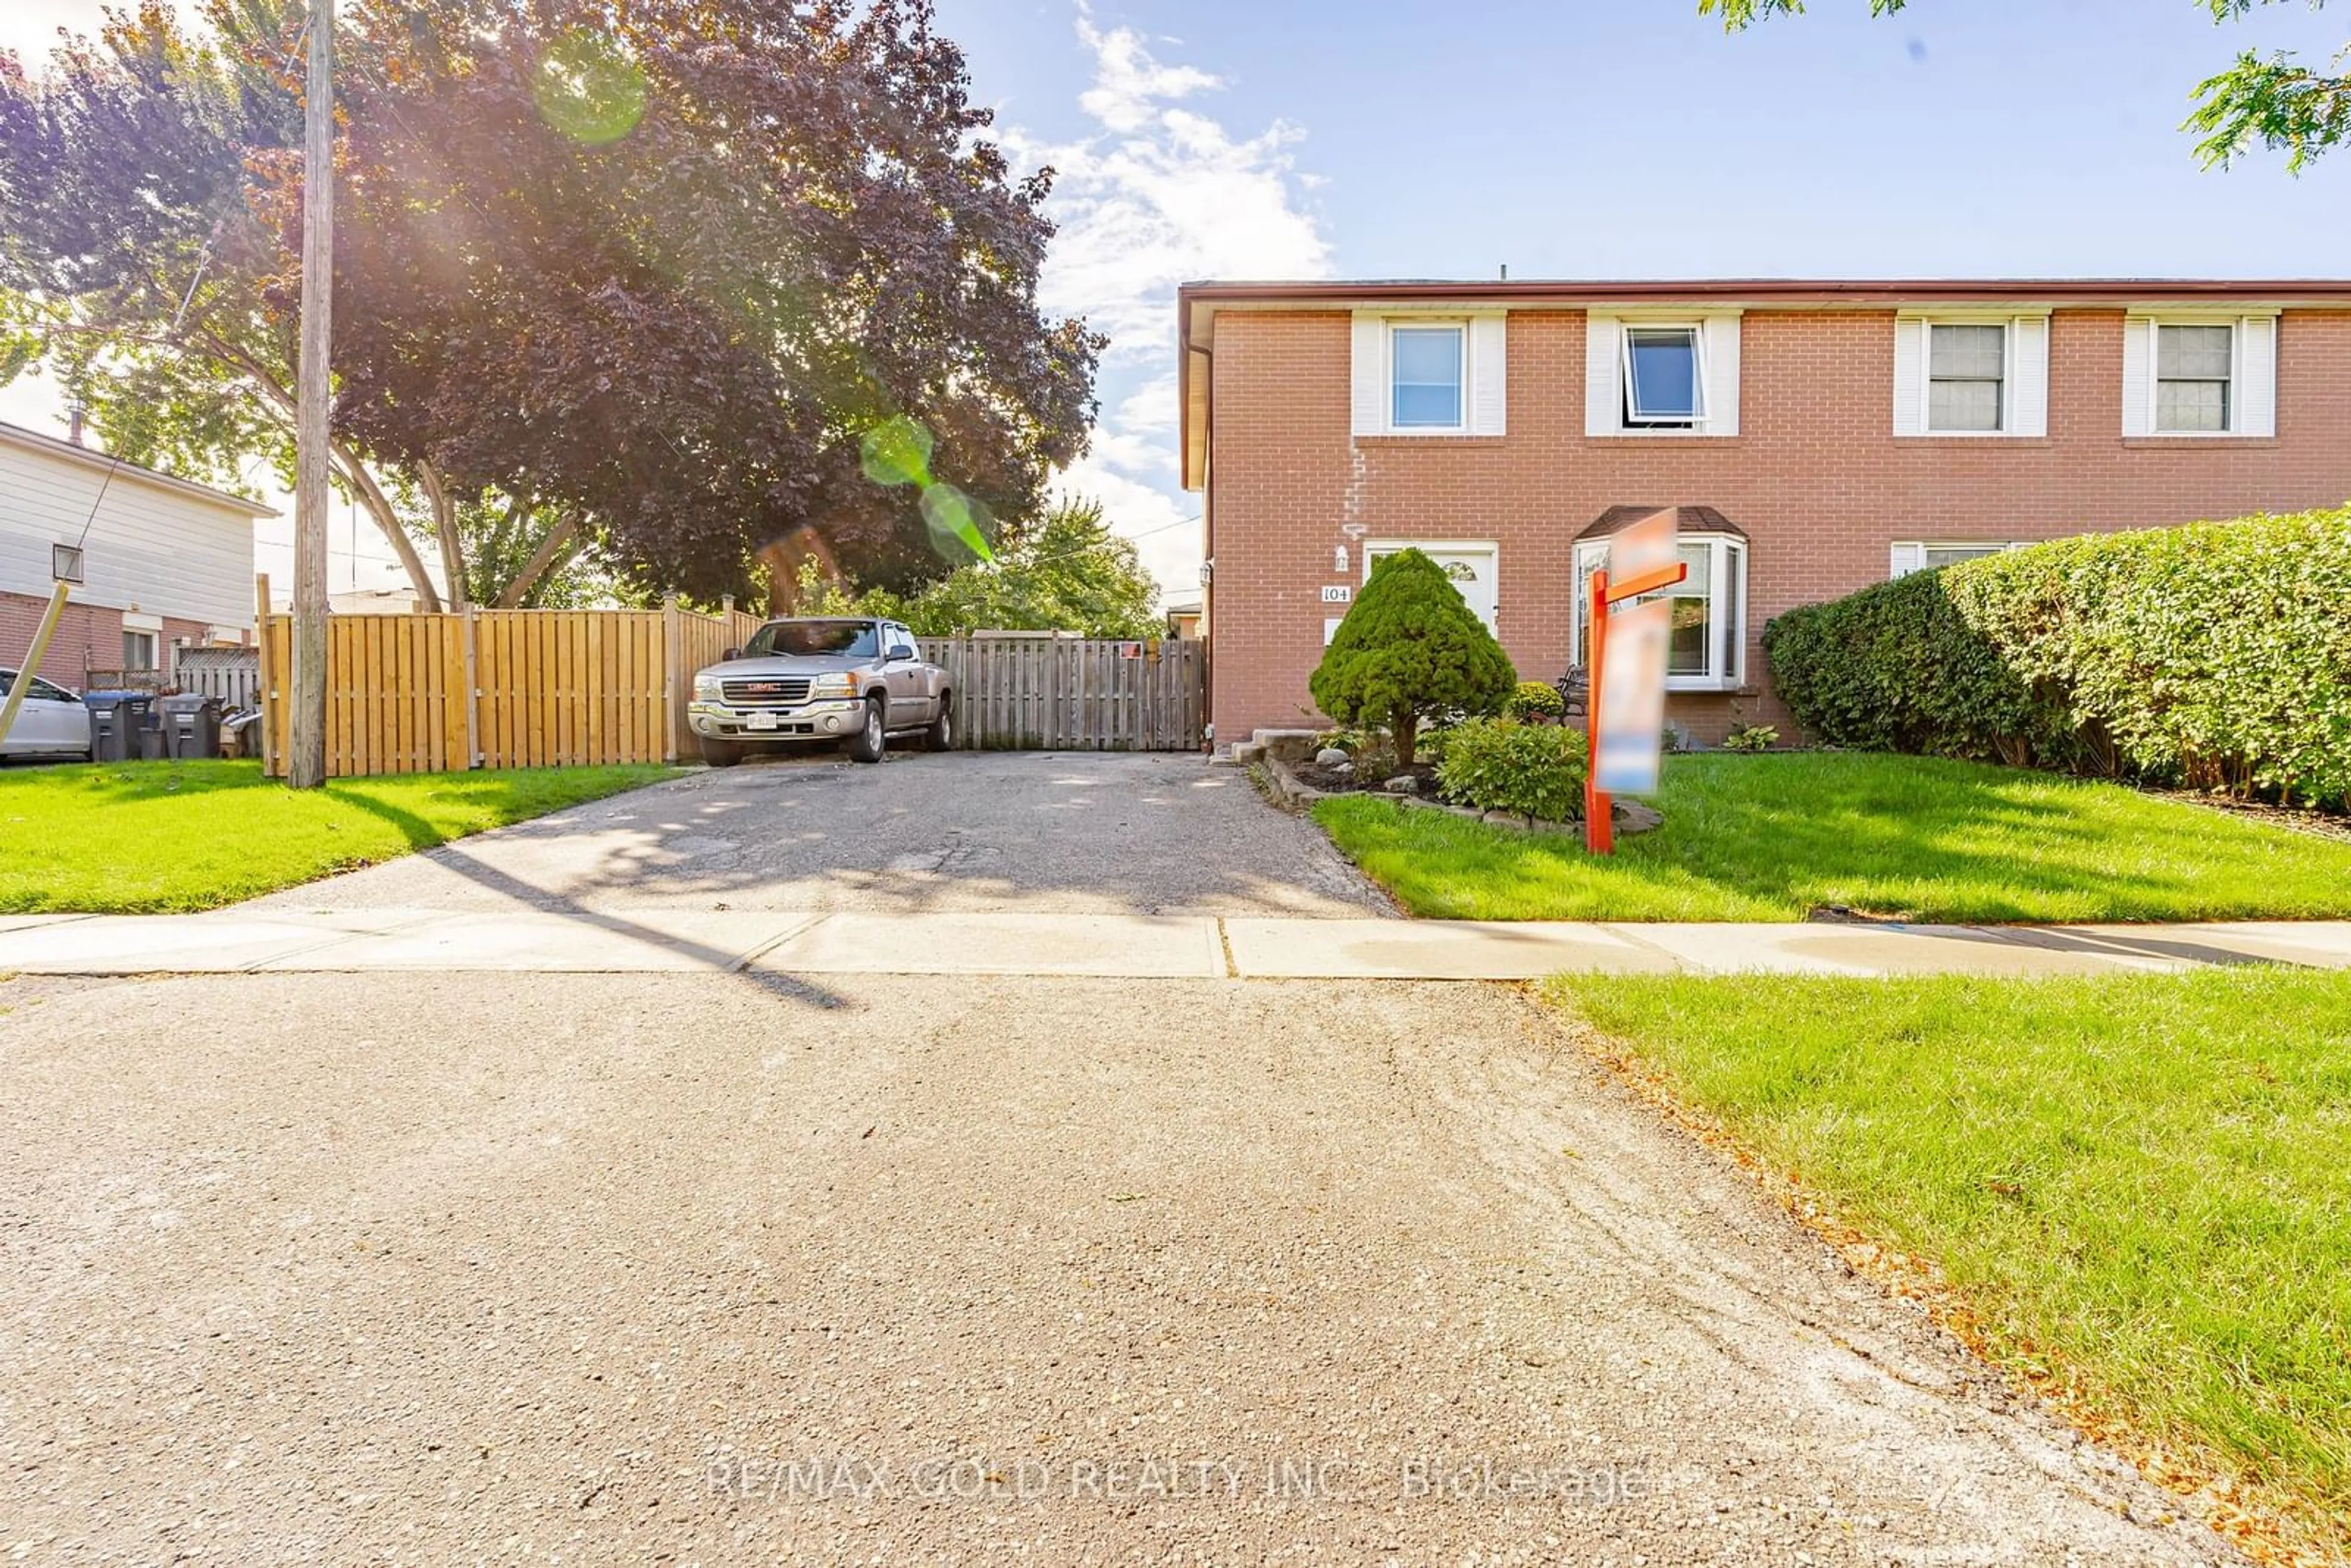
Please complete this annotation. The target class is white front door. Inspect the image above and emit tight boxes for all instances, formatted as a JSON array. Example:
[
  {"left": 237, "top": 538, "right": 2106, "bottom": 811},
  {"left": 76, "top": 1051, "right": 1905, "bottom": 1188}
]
[{"left": 1366, "top": 541, "right": 1499, "bottom": 632}]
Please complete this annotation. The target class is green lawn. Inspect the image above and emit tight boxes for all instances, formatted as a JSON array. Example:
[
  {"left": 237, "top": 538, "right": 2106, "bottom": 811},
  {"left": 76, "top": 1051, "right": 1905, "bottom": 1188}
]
[
  {"left": 1551, "top": 969, "right": 2351, "bottom": 1552},
  {"left": 1314, "top": 752, "right": 2351, "bottom": 923},
  {"left": 0, "top": 759, "right": 677, "bottom": 913}
]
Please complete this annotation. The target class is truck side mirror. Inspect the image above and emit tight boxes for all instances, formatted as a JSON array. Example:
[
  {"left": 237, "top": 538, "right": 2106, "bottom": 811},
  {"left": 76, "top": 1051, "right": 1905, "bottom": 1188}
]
[{"left": 721, "top": 646, "right": 741, "bottom": 661}]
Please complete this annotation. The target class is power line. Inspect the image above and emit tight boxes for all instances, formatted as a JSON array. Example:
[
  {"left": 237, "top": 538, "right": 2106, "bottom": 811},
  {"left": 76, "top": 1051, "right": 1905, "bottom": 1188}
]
[{"left": 69, "top": 219, "right": 229, "bottom": 551}]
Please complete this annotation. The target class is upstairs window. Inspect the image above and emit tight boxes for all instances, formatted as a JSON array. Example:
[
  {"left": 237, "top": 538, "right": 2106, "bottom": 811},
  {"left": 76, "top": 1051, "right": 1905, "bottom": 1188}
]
[
  {"left": 1389, "top": 325, "right": 1464, "bottom": 429},
  {"left": 1927, "top": 323, "right": 2006, "bottom": 432},
  {"left": 2123, "top": 312, "right": 2272, "bottom": 438},
  {"left": 1622, "top": 327, "right": 1703, "bottom": 427},
  {"left": 2156, "top": 323, "right": 2232, "bottom": 433}
]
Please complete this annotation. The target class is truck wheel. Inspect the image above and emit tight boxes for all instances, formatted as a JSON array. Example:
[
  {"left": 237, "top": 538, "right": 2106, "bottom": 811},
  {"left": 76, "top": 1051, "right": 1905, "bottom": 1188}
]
[
  {"left": 700, "top": 735, "right": 747, "bottom": 768},
  {"left": 924, "top": 692, "right": 954, "bottom": 752},
  {"left": 845, "top": 696, "right": 887, "bottom": 764}
]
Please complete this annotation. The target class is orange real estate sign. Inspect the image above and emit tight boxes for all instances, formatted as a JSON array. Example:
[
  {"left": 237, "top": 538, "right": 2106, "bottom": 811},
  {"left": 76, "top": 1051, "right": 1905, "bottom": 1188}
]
[{"left": 1584, "top": 508, "right": 1687, "bottom": 854}]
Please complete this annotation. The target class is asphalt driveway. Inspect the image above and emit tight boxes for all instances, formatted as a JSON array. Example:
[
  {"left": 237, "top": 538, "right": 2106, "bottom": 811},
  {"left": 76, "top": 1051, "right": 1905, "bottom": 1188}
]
[
  {"left": 0, "top": 969, "right": 2237, "bottom": 1564},
  {"left": 248, "top": 751, "right": 1389, "bottom": 918}
]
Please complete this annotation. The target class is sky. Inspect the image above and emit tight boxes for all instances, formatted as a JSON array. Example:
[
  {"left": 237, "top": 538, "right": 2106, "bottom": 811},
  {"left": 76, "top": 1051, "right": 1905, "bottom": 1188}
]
[{"left": 5, "top": 0, "right": 2348, "bottom": 603}]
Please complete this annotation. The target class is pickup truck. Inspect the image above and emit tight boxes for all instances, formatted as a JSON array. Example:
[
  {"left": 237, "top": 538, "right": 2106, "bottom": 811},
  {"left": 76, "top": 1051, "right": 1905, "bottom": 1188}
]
[{"left": 687, "top": 615, "right": 952, "bottom": 767}]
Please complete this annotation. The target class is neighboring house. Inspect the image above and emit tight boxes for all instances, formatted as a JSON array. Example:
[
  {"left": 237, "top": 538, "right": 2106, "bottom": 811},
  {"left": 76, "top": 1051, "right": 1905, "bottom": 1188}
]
[
  {"left": 1164, "top": 600, "right": 1204, "bottom": 640},
  {"left": 268, "top": 587, "right": 428, "bottom": 616},
  {"left": 1, "top": 419, "right": 272, "bottom": 690},
  {"left": 1177, "top": 279, "right": 2351, "bottom": 747}
]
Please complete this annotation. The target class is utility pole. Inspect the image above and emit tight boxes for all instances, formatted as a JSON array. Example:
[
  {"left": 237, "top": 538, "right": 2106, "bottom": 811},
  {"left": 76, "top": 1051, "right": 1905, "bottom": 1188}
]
[{"left": 288, "top": 0, "right": 334, "bottom": 789}]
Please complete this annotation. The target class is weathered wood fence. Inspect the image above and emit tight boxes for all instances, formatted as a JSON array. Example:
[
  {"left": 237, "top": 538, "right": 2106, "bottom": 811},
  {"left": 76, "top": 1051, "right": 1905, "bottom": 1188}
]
[
  {"left": 174, "top": 646, "right": 261, "bottom": 710},
  {"left": 257, "top": 585, "right": 1203, "bottom": 777},
  {"left": 920, "top": 635, "right": 1204, "bottom": 751}
]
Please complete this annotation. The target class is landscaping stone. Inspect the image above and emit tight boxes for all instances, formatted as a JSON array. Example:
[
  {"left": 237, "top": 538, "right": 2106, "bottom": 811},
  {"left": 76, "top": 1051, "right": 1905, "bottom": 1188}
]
[
  {"left": 1329, "top": 760, "right": 1354, "bottom": 779},
  {"left": 1613, "top": 801, "right": 1665, "bottom": 835},
  {"left": 1382, "top": 774, "right": 1421, "bottom": 794},
  {"left": 1315, "top": 746, "right": 1351, "bottom": 768},
  {"left": 1393, "top": 795, "right": 1577, "bottom": 836}
]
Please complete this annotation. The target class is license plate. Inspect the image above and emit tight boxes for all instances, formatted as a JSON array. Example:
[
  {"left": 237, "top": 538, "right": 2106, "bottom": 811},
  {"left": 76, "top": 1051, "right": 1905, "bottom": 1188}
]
[{"left": 744, "top": 712, "right": 782, "bottom": 732}]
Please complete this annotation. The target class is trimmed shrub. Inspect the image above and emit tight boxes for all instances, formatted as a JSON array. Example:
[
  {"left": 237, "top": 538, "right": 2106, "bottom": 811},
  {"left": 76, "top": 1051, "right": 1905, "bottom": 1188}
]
[
  {"left": 1310, "top": 549, "right": 1516, "bottom": 765},
  {"left": 1436, "top": 717, "right": 1588, "bottom": 822},
  {"left": 1763, "top": 506, "right": 2351, "bottom": 807},
  {"left": 1503, "top": 680, "right": 1567, "bottom": 723}
]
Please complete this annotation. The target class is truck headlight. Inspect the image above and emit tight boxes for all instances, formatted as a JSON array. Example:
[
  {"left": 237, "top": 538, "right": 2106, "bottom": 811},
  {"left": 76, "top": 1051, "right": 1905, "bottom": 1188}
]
[
  {"left": 808, "top": 673, "right": 855, "bottom": 699},
  {"left": 693, "top": 673, "right": 721, "bottom": 700}
]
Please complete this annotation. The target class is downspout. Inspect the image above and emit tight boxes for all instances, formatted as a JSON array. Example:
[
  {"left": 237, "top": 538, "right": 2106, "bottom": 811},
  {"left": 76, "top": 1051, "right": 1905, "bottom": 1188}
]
[{"left": 1198, "top": 342, "right": 1215, "bottom": 752}]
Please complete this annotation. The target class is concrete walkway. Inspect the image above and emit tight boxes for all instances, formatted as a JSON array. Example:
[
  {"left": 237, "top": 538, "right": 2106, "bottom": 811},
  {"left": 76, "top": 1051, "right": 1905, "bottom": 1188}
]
[{"left": 4, "top": 907, "right": 2347, "bottom": 979}]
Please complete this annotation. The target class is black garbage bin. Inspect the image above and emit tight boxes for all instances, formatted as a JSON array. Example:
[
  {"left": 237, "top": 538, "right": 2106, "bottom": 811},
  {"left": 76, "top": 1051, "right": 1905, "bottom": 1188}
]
[
  {"left": 159, "top": 694, "right": 223, "bottom": 759},
  {"left": 83, "top": 692, "right": 150, "bottom": 763}
]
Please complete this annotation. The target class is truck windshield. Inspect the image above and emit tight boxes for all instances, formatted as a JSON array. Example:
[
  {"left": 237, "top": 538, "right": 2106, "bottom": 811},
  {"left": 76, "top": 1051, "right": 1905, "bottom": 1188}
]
[{"left": 744, "top": 620, "right": 878, "bottom": 658}]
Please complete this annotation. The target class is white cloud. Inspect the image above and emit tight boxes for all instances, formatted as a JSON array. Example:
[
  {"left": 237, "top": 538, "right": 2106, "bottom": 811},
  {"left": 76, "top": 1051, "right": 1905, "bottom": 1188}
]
[
  {"left": 1073, "top": 15, "right": 1219, "bottom": 133},
  {"left": 1008, "top": 7, "right": 1333, "bottom": 603}
]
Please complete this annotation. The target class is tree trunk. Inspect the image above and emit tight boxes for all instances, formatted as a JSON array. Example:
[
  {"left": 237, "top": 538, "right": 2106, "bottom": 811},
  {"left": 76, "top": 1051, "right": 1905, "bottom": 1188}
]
[
  {"left": 496, "top": 511, "right": 583, "bottom": 607},
  {"left": 416, "top": 460, "right": 470, "bottom": 612},
  {"left": 1393, "top": 706, "right": 1419, "bottom": 768},
  {"left": 202, "top": 328, "right": 444, "bottom": 613},
  {"left": 327, "top": 438, "right": 443, "bottom": 613}
]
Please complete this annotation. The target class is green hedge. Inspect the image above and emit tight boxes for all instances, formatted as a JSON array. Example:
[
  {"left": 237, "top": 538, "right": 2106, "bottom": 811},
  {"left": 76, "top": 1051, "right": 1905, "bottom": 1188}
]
[{"left": 1763, "top": 506, "right": 2351, "bottom": 808}]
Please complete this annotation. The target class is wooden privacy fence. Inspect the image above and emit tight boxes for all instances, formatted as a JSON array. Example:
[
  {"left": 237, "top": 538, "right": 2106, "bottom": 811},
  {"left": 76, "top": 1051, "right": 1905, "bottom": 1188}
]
[
  {"left": 258, "top": 586, "right": 1203, "bottom": 776},
  {"left": 920, "top": 635, "right": 1204, "bottom": 752},
  {"left": 257, "top": 587, "right": 763, "bottom": 777}
]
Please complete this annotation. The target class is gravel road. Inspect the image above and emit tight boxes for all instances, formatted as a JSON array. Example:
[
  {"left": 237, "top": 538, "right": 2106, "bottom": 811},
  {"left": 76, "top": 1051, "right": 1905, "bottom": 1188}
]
[
  {"left": 0, "top": 968, "right": 2236, "bottom": 1564},
  {"left": 246, "top": 752, "right": 1389, "bottom": 918}
]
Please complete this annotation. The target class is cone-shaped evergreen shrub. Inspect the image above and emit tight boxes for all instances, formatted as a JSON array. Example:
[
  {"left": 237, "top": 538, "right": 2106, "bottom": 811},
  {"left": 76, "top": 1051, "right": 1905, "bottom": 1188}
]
[{"left": 1309, "top": 548, "right": 1516, "bottom": 765}]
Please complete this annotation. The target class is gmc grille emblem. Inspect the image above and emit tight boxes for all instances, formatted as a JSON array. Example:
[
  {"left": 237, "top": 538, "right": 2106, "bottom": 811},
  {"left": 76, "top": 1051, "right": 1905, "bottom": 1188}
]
[{"left": 746, "top": 682, "right": 782, "bottom": 694}]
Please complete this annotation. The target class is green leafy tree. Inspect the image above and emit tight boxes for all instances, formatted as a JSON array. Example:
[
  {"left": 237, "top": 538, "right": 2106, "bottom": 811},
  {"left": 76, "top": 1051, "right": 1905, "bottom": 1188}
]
[
  {"left": 891, "top": 498, "right": 1161, "bottom": 638},
  {"left": 1, "top": 0, "right": 1102, "bottom": 611},
  {"left": 1703, "top": 0, "right": 2351, "bottom": 171},
  {"left": 1309, "top": 548, "right": 1515, "bottom": 767}
]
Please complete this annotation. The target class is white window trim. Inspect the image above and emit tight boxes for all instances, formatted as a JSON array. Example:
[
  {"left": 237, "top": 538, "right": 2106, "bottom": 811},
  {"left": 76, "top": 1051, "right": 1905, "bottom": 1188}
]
[
  {"left": 121, "top": 610, "right": 164, "bottom": 632},
  {"left": 2131, "top": 310, "right": 2276, "bottom": 438},
  {"left": 1570, "top": 531, "right": 1747, "bottom": 692},
  {"left": 1352, "top": 310, "right": 1507, "bottom": 438},
  {"left": 1586, "top": 309, "right": 1741, "bottom": 438},
  {"left": 1889, "top": 541, "right": 2028, "bottom": 578},
  {"left": 1621, "top": 323, "right": 1707, "bottom": 427},
  {"left": 1894, "top": 309, "right": 2050, "bottom": 439},
  {"left": 1924, "top": 320, "right": 2009, "bottom": 435},
  {"left": 1385, "top": 318, "right": 1469, "bottom": 433},
  {"left": 1364, "top": 538, "right": 1500, "bottom": 632}
]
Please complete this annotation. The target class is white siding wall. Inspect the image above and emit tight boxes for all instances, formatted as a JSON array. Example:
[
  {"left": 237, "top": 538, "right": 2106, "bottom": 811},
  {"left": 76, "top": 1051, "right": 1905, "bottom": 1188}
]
[{"left": 0, "top": 441, "right": 257, "bottom": 629}]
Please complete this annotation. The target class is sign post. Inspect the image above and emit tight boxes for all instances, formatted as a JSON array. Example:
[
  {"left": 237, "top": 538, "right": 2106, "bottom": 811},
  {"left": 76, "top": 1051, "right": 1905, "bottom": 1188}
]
[{"left": 1584, "top": 509, "right": 1688, "bottom": 855}]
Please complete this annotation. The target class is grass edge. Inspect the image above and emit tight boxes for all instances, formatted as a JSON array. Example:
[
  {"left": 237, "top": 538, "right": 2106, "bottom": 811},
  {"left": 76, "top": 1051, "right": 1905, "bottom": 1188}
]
[{"left": 1532, "top": 977, "right": 2342, "bottom": 1568}]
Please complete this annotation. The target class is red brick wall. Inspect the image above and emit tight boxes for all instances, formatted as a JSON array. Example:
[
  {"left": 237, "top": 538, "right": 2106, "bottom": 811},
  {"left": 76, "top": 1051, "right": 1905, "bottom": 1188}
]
[
  {"left": 0, "top": 596, "right": 238, "bottom": 689},
  {"left": 1204, "top": 306, "right": 2351, "bottom": 745},
  {"left": 0, "top": 590, "right": 126, "bottom": 689}
]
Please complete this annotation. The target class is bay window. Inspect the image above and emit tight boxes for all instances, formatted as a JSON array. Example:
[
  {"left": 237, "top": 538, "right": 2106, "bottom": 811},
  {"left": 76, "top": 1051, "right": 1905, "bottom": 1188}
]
[{"left": 1572, "top": 532, "right": 1747, "bottom": 691}]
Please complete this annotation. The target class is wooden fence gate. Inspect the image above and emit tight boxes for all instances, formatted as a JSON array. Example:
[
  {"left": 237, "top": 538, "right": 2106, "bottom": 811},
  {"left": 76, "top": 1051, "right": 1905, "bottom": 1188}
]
[
  {"left": 920, "top": 636, "right": 1204, "bottom": 752},
  {"left": 257, "top": 586, "right": 1205, "bottom": 777}
]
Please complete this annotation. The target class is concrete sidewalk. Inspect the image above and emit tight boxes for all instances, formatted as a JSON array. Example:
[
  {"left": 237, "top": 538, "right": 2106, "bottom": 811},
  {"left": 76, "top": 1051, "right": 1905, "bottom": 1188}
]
[{"left": 4, "top": 907, "right": 2347, "bottom": 980}]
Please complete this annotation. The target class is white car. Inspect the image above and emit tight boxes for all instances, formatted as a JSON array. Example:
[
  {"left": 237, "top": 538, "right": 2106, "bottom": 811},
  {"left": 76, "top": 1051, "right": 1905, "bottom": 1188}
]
[{"left": 0, "top": 669, "right": 94, "bottom": 762}]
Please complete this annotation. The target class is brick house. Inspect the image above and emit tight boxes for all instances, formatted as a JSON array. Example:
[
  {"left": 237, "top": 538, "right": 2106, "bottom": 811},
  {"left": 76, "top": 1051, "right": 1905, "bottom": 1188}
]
[
  {"left": 1177, "top": 279, "right": 2351, "bottom": 748},
  {"left": 2, "top": 418, "right": 271, "bottom": 689}
]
